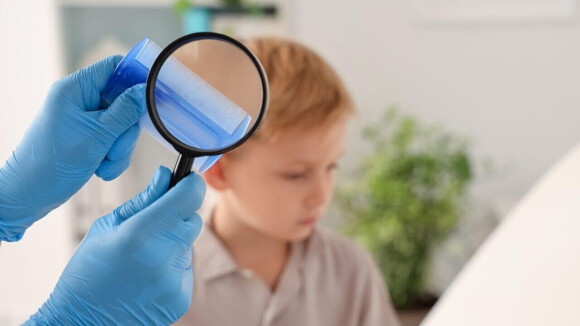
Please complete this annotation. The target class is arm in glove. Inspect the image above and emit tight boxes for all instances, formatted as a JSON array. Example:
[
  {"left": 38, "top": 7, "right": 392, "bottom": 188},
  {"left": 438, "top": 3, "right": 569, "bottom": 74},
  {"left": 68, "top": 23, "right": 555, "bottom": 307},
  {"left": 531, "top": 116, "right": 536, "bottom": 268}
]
[
  {"left": 24, "top": 166, "right": 205, "bottom": 325},
  {"left": 0, "top": 56, "right": 146, "bottom": 241}
]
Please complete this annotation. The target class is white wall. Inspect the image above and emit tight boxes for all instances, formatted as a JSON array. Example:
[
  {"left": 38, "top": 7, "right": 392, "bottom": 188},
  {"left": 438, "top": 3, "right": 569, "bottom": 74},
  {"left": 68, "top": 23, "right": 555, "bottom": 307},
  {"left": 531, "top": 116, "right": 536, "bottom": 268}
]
[
  {"left": 0, "top": 1, "right": 73, "bottom": 325},
  {"left": 292, "top": 0, "right": 580, "bottom": 219}
]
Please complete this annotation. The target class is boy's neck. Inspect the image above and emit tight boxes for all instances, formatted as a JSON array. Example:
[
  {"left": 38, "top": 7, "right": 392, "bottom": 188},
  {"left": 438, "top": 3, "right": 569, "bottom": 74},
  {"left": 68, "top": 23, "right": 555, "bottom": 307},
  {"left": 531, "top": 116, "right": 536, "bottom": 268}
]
[{"left": 211, "top": 202, "right": 290, "bottom": 291}]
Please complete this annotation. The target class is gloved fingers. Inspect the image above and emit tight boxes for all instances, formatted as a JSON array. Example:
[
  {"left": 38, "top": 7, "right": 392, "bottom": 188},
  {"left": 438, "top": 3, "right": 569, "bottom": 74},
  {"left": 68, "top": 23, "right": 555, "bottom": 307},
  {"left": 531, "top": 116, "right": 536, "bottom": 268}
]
[
  {"left": 106, "top": 124, "right": 140, "bottom": 162},
  {"left": 181, "top": 246, "right": 194, "bottom": 270},
  {"left": 98, "top": 84, "right": 146, "bottom": 137},
  {"left": 53, "top": 55, "right": 123, "bottom": 112},
  {"left": 162, "top": 213, "right": 203, "bottom": 254},
  {"left": 173, "top": 262, "right": 194, "bottom": 319},
  {"left": 124, "top": 172, "right": 206, "bottom": 244},
  {"left": 94, "top": 124, "right": 140, "bottom": 180},
  {"left": 182, "top": 214, "right": 203, "bottom": 248},
  {"left": 95, "top": 156, "right": 130, "bottom": 181},
  {"left": 112, "top": 166, "right": 171, "bottom": 223}
]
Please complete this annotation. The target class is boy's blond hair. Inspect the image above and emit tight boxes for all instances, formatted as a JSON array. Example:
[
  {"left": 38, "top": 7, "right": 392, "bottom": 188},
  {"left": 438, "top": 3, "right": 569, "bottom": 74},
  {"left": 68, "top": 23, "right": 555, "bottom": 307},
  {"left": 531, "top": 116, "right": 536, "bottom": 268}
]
[{"left": 242, "top": 38, "right": 356, "bottom": 140}]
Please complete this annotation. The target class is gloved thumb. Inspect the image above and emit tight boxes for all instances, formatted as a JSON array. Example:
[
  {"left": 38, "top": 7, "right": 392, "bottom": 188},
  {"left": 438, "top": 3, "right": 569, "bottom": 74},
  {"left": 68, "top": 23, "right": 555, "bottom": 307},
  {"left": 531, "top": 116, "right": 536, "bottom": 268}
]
[
  {"left": 98, "top": 84, "right": 147, "bottom": 137},
  {"left": 111, "top": 166, "right": 171, "bottom": 224}
]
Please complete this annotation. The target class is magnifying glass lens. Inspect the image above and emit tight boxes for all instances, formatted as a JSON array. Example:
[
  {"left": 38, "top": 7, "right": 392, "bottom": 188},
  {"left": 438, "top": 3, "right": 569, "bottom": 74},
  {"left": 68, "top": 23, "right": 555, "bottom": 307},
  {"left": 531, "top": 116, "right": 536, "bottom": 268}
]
[{"left": 153, "top": 39, "right": 264, "bottom": 152}]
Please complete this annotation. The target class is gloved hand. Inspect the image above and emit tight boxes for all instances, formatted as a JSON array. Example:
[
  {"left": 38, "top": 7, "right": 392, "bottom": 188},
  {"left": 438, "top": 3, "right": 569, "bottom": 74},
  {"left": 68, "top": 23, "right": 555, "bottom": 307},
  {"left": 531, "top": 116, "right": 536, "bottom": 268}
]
[
  {"left": 0, "top": 55, "right": 146, "bottom": 242},
  {"left": 25, "top": 166, "right": 205, "bottom": 326}
]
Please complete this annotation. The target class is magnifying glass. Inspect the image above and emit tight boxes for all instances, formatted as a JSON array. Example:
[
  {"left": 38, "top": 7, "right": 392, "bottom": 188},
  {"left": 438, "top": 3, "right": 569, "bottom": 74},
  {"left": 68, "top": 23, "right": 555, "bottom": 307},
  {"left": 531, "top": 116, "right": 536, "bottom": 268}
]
[{"left": 102, "top": 32, "right": 268, "bottom": 187}]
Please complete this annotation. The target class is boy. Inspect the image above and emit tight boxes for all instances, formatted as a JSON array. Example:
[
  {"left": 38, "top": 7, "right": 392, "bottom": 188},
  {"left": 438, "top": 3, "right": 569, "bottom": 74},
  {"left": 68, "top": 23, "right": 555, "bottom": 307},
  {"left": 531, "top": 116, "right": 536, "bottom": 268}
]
[{"left": 176, "top": 38, "right": 400, "bottom": 326}]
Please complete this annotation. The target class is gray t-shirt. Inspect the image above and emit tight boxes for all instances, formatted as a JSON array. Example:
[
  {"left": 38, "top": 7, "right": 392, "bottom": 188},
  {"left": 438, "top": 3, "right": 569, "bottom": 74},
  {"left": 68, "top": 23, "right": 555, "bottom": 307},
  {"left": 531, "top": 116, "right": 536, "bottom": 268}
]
[{"left": 175, "top": 220, "right": 400, "bottom": 326}]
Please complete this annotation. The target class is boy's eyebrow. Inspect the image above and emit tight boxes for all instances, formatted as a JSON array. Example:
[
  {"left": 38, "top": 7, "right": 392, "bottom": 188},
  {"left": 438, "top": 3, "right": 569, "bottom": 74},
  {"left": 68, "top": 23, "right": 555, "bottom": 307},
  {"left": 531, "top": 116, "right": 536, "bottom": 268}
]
[{"left": 285, "top": 151, "right": 345, "bottom": 166}]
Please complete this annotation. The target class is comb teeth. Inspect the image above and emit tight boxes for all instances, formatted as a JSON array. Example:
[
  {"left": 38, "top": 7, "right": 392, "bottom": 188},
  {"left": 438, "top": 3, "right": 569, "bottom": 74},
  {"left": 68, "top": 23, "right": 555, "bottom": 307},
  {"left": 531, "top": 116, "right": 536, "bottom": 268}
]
[
  {"left": 135, "top": 40, "right": 249, "bottom": 135},
  {"left": 135, "top": 40, "right": 161, "bottom": 68}
]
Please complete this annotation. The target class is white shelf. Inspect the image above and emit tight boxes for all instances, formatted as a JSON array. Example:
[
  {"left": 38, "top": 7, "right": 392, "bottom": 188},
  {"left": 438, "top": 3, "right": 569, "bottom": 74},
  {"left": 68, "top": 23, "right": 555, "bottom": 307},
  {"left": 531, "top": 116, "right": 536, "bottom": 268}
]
[{"left": 58, "top": 0, "right": 215, "bottom": 7}]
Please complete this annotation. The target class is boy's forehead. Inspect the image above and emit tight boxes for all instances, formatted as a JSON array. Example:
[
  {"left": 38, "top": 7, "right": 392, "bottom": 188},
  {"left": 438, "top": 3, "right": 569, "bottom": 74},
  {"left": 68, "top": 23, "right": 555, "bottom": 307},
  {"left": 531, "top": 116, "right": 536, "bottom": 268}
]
[{"left": 254, "top": 121, "right": 347, "bottom": 163}]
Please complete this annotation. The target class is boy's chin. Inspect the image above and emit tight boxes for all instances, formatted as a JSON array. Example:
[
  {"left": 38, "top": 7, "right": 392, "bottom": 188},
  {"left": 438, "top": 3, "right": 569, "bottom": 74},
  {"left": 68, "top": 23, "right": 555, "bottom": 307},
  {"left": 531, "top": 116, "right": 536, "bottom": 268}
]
[{"left": 279, "top": 226, "right": 315, "bottom": 242}]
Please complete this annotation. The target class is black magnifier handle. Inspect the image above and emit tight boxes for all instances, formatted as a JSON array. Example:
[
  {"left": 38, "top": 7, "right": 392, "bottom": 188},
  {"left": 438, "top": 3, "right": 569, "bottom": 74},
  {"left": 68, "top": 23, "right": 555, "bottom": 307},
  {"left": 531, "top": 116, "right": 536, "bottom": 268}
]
[{"left": 170, "top": 154, "right": 195, "bottom": 188}]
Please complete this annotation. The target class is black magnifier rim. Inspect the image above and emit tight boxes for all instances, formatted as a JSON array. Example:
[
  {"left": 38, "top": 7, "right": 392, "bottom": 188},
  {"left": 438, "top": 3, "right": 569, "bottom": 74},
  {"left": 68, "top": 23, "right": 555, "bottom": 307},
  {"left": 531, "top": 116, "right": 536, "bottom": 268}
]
[{"left": 145, "top": 32, "right": 269, "bottom": 157}]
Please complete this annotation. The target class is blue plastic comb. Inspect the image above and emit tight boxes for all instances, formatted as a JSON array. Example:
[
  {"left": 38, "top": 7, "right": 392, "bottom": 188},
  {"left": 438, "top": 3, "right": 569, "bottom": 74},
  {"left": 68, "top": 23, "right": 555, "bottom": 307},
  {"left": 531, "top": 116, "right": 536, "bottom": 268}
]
[{"left": 101, "top": 38, "right": 251, "bottom": 173}]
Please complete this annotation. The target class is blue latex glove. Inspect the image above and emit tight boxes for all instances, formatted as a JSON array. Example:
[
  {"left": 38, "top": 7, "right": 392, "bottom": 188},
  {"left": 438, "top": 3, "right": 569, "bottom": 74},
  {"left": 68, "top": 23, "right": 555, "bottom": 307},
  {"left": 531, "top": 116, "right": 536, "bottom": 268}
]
[
  {"left": 0, "top": 56, "right": 146, "bottom": 242},
  {"left": 25, "top": 166, "right": 205, "bottom": 325}
]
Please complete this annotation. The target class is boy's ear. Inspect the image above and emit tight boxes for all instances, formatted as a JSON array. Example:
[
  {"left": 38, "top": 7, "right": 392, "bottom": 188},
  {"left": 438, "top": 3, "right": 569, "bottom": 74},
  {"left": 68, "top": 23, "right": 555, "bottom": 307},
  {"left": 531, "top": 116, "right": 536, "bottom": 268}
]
[{"left": 203, "top": 158, "right": 229, "bottom": 191}]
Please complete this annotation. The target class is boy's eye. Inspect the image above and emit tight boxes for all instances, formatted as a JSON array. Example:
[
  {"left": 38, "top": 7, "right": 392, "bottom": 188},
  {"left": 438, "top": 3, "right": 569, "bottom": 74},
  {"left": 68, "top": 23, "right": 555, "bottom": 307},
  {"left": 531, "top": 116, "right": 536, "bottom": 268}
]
[
  {"left": 282, "top": 173, "right": 306, "bottom": 180},
  {"left": 280, "top": 164, "right": 338, "bottom": 180}
]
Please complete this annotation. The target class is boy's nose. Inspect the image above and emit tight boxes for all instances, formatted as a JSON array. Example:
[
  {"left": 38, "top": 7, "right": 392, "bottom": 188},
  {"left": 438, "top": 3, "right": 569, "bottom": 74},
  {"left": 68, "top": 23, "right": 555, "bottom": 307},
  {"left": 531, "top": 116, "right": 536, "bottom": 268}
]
[{"left": 305, "top": 174, "right": 332, "bottom": 209}]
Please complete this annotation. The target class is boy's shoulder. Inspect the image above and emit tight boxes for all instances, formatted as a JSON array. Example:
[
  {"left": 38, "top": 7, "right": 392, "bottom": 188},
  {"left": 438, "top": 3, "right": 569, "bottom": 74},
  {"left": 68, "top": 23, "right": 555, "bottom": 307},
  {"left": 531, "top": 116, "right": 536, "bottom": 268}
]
[
  {"left": 304, "top": 227, "right": 380, "bottom": 280},
  {"left": 309, "top": 227, "right": 369, "bottom": 258}
]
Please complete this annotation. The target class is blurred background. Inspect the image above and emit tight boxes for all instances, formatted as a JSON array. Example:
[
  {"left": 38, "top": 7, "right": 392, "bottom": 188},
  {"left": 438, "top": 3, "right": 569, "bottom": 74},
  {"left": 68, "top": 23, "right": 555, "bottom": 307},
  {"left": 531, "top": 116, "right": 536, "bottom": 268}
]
[{"left": 2, "top": 0, "right": 580, "bottom": 325}]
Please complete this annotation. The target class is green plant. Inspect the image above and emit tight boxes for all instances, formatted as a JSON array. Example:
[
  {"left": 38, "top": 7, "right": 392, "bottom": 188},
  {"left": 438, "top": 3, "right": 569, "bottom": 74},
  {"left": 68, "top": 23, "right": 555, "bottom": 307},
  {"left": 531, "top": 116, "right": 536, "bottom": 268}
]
[
  {"left": 175, "top": 0, "right": 248, "bottom": 14},
  {"left": 174, "top": 0, "right": 191, "bottom": 15},
  {"left": 336, "top": 108, "right": 473, "bottom": 309}
]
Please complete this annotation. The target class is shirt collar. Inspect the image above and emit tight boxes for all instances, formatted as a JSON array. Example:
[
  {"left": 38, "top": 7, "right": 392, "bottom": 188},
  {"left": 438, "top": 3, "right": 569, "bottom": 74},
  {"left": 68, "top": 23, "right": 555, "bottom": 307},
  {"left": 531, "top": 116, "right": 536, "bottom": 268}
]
[
  {"left": 195, "top": 217, "right": 239, "bottom": 282},
  {"left": 195, "top": 213, "right": 321, "bottom": 283}
]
